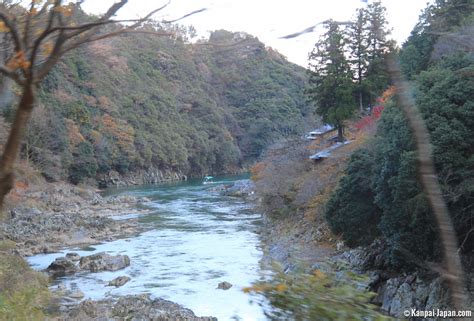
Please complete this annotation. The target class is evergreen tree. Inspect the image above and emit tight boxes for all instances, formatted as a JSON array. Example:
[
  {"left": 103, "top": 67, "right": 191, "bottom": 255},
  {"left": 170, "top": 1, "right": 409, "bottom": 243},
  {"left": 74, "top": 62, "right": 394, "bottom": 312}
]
[
  {"left": 307, "top": 21, "right": 355, "bottom": 142},
  {"left": 364, "top": 1, "right": 393, "bottom": 102},
  {"left": 347, "top": 8, "right": 369, "bottom": 113}
]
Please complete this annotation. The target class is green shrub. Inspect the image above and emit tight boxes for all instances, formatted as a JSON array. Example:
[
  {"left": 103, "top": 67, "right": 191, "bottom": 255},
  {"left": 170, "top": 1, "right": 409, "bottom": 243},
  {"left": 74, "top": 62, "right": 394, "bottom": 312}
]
[
  {"left": 0, "top": 252, "right": 50, "bottom": 321},
  {"left": 245, "top": 265, "right": 391, "bottom": 321},
  {"left": 325, "top": 149, "right": 381, "bottom": 247},
  {"left": 68, "top": 141, "right": 98, "bottom": 184}
]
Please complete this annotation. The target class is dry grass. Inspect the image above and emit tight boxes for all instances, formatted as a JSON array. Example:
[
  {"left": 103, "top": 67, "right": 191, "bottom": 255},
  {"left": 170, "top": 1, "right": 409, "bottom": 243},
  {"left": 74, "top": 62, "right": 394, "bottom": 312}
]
[
  {"left": 0, "top": 241, "right": 51, "bottom": 321},
  {"left": 253, "top": 122, "right": 375, "bottom": 244}
]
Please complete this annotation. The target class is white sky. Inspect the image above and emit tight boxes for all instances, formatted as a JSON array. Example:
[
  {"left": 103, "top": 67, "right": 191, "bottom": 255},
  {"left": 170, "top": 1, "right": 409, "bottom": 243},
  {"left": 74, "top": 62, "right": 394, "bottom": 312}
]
[{"left": 82, "top": 0, "right": 430, "bottom": 67}]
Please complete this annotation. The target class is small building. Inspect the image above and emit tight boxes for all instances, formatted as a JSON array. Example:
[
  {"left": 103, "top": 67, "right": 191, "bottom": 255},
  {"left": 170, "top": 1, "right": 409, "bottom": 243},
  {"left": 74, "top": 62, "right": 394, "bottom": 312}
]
[
  {"left": 309, "top": 141, "right": 352, "bottom": 161},
  {"left": 304, "top": 124, "right": 336, "bottom": 140}
]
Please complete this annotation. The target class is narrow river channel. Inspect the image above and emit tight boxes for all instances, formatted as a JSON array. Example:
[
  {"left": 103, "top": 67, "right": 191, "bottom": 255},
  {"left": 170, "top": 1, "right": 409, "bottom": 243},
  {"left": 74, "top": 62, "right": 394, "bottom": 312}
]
[{"left": 28, "top": 176, "right": 266, "bottom": 320}]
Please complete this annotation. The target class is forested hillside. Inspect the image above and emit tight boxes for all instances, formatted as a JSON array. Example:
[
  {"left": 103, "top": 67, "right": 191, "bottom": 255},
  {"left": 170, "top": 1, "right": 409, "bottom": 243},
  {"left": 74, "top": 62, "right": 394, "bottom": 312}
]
[
  {"left": 0, "top": 26, "right": 311, "bottom": 185},
  {"left": 326, "top": 0, "right": 473, "bottom": 269}
]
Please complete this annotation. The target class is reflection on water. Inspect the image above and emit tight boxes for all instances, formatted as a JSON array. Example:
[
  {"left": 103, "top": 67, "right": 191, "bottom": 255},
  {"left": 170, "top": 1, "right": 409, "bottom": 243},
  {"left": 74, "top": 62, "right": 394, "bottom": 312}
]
[{"left": 28, "top": 176, "right": 266, "bottom": 320}]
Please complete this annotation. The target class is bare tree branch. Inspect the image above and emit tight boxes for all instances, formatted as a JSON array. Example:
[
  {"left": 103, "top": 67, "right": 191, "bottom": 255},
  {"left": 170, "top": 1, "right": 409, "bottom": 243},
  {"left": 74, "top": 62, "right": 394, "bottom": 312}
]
[
  {"left": 162, "top": 8, "right": 207, "bottom": 24},
  {"left": 0, "top": 65, "right": 21, "bottom": 84},
  {"left": 0, "top": 10, "right": 22, "bottom": 51},
  {"left": 0, "top": 0, "right": 207, "bottom": 211}
]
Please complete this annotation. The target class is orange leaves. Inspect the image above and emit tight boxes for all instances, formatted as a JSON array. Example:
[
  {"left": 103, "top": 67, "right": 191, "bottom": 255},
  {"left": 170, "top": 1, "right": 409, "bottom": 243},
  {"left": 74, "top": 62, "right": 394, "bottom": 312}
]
[
  {"left": 14, "top": 181, "right": 28, "bottom": 191},
  {"left": 0, "top": 21, "right": 10, "bottom": 33},
  {"left": 6, "top": 51, "right": 31, "bottom": 71},
  {"left": 378, "top": 85, "right": 396, "bottom": 104},
  {"left": 250, "top": 161, "right": 267, "bottom": 181},
  {"left": 275, "top": 283, "right": 288, "bottom": 292},
  {"left": 42, "top": 42, "right": 54, "bottom": 56},
  {"left": 99, "top": 114, "right": 135, "bottom": 156},
  {"left": 312, "top": 269, "right": 326, "bottom": 280},
  {"left": 65, "top": 119, "right": 86, "bottom": 148},
  {"left": 243, "top": 282, "right": 288, "bottom": 295},
  {"left": 89, "top": 130, "right": 103, "bottom": 146},
  {"left": 53, "top": 4, "right": 74, "bottom": 17}
]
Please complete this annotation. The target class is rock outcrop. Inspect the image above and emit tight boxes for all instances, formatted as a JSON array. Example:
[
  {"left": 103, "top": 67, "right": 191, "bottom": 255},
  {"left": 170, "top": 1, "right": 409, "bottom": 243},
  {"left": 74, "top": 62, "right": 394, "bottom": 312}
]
[
  {"left": 217, "top": 281, "right": 232, "bottom": 290},
  {"left": 46, "top": 252, "right": 130, "bottom": 277},
  {"left": 210, "top": 179, "right": 257, "bottom": 200},
  {"left": 46, "top": 257, "right": 78, "bottom": 277},
  {"left": 79, "top": 252, "right": 130, "bottom": 272},
  {"left": 107, "top": 276, "right": 131, "bottom": 287},
  {"left": 0, "top": 183, "right": 145, "bottom": 256},
  {"left": 61, "top": 294, "right": 217, "bottom": 321},
  {"left": 99, "top": 168, "right": 187, "bottom": 188},
  {"left": 335, "top": 240, "right": 454, "bottom": 319}
]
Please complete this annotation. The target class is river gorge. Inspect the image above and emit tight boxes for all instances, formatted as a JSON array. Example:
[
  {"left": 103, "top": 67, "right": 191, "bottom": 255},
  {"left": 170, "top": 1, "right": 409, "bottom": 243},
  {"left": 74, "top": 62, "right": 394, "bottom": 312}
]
[{"left": 28, "top": 176, "right": 266, "bottom": 320}]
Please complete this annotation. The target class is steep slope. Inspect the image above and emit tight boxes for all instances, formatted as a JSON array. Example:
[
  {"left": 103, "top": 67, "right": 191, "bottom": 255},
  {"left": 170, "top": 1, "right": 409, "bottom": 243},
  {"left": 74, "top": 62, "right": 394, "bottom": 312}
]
[{"left": 1, "top": 28, "right": 312, "bottom": 185}]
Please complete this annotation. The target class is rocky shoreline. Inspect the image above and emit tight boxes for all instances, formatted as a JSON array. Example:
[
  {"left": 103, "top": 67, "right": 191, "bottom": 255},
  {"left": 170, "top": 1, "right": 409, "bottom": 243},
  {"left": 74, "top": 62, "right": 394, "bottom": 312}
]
[
  {"left": 231, "top": 176, "right": 471, "bottom": 320},
  {"left": 59, "top": 294, "right": 217, "bottom": 321},
  {"left": 1, "top": 182, "right": 150, "bottom": 256},
  {"left": 98, "top": 168, "right": 188, "bottom": 188},
  {"left": 0, "top": 181, "right": 219, "bottom": 320}
]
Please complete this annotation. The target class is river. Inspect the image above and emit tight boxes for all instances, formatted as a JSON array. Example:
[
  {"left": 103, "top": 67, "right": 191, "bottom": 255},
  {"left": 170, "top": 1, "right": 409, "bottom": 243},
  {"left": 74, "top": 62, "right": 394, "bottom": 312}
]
[{"left": 28, "top": 176, "right": 266, "bottom": 320}]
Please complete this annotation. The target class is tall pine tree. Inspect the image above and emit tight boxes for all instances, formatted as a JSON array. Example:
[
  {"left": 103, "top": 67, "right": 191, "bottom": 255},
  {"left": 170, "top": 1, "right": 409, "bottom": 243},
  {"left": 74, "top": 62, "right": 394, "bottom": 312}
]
[
  {"left": 307, "top": 21, "right": 355, "bottom": 142},
  {"left": 347, "top": 8, "right": 369, "bottom": 113},
  {"left": 364, "top": 1, "right": 393, "bottom": 103}
]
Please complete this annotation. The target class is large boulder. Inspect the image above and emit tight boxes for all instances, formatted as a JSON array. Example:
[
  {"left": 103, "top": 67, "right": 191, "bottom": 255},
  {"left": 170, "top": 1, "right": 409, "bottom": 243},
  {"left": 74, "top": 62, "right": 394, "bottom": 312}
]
[
  {"left": 79, "top": 252, "right": 130, "bottom": 272},
  {"left": 66, "top": 252, "right": 81, "bottom": 261},
  {"left": 62, "top": 294, "right": 217, "bottom": 320},
  {"left": 222, "top": 179, "right": 255, "bottom": 197},
  {"left": 217, "top": 281, "right": 232, "bottom": 290},
  {"left": 108, "top": 276, "right": 131, "bottom": 287},
  {"left": 47, "top": 257, "right": 78, "bottom": 277}
]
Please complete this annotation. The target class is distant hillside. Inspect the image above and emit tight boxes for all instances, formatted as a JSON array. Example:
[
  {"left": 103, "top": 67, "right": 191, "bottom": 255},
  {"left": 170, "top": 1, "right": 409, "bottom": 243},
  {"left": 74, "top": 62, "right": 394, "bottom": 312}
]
[{"left": 1, "top": 27, "right": 312, "bottom": 185}]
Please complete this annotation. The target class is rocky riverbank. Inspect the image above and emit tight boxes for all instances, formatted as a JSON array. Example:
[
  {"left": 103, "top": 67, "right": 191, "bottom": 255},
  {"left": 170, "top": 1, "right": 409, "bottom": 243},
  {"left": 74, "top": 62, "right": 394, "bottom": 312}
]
[
  {"left": 209, "top": 178, "right": 257, "bottom": 200},
  {"left": 98, "top": 168, "right": 187, "bottom": 187},
  {"left": 59, "top": 294, "right": 217, "bottom": 321},
  {"left": 240, "top": 172, "right": 472, "bottom": 320},
  {"left": 0, "top": 180, "right": 222, "bottom": 320},
  {"left": 0, "top": 182, "right": 150, "bottom": 256}
]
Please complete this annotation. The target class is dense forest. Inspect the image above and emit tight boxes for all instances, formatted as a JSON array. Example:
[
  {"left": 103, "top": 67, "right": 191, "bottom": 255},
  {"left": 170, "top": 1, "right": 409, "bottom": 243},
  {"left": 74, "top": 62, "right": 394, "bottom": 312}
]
[
  {"left": 325, "top": 0, "right": 473, "bottom": 269},
  {"left": 0, "top": 24, "right": 311, "bottom": 185}
]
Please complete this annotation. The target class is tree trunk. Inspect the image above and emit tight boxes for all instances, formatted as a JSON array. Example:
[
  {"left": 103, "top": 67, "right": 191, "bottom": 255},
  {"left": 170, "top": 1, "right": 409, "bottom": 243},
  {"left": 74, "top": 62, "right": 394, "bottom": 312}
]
[
  {"left": 0, "top": 84, "right": 35, "bottom": 212},
  {"left": 358, "top": 64, "right": 363, "bottom": 113},
  {"left": 337, "top": 126, "right": 344, "bottom": 142}
]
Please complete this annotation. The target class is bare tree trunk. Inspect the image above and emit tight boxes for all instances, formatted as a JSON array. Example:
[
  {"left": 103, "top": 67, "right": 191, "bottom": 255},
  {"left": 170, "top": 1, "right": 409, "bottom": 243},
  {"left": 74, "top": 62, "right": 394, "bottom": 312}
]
[
  {"left": 387, "top": 56, "right": 468, "bottom": 310},
  {"left": 337, "top": 126, "right": 344, "bottom": 142},
  {"left": 359, "top": 90, "right": 364, "bottom": 113},
  {"left": 0, "top": 84, "right": 35, "bottom": 212}
]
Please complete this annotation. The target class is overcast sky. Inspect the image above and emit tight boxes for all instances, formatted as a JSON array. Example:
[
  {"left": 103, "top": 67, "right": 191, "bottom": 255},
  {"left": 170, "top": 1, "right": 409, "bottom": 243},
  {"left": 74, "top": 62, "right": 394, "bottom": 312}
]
[{"left": 82, "top": 0, "right": 430, "bottom": 67}]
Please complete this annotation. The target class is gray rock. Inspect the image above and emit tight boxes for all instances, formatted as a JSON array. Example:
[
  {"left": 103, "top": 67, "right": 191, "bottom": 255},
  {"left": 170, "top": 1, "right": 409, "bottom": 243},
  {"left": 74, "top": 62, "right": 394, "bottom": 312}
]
[
  {"left": 217, "top": 281, "right": 232, "bottom": 290},
  {"left": 46, "top": 257, "right": 78, "bottom": 277},
  {"left": 336, "top": 241, "right": 345, "bottom": 251},
  {"left": 108, "top": 276, "right": 131, "bottom": 287},
  {"left": 221, "top": 179, "right": 256, "bottom": 198},
  {"left": 425, "top": 278, "right": 449, "bottom": 310},
  {"left": 62, "top": 294, "right": 217, "bottom": 320},
  {"left": 79, "top": 252, "right": 130, "bottom": 272},
  {"left": 390, "top": 282, "right": 414, "bottom": 317},
  {"left": 380, "top": 277, "right": 402, "bottom": 312},
  {"left": 68, "top": 289, "right": 85, "bottom": 299},
  {"left": 66, "top": 252, "right": 81, "bottom": 261}
]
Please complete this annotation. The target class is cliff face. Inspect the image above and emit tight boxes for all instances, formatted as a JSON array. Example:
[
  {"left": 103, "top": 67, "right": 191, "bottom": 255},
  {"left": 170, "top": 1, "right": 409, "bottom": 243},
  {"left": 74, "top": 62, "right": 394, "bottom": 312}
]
[{"left": 1, "top": 29, "right": 312, "bottom": 186}]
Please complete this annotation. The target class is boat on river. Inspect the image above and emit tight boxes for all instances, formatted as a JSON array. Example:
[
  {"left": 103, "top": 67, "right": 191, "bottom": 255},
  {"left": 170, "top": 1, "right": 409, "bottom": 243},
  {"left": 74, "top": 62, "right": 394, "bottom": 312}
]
[{"left": 202, "top": 176, "right": 214, "bottom": 184}]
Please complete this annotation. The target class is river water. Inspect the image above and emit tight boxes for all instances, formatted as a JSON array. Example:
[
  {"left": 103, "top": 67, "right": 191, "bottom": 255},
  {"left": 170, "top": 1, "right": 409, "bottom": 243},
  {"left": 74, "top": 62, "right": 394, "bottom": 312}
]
[{"left": 28, "top": 176, "right": 266, "bottom": 320}]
